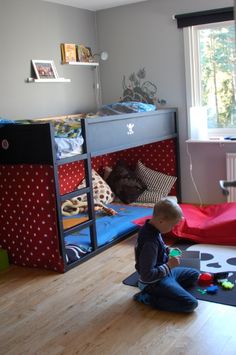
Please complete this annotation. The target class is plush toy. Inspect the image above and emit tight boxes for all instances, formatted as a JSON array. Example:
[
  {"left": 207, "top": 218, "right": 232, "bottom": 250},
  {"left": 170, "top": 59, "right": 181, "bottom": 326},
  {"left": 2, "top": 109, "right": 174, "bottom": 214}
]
[{"left": 61, "top": 199, "right": 117, "bottom": 217}]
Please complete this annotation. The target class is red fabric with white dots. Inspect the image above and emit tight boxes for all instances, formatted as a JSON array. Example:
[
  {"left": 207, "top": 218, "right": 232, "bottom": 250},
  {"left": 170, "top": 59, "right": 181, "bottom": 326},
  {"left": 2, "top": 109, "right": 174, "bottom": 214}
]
[
  {"left": 0, "top": 138, "right": 177, "bottom": 272},
  {"left": 58, "top": 139, "right": 177, "bottom": 195},
  {"left": 0, "top": 165, "right": 64, "bottom": 272}
]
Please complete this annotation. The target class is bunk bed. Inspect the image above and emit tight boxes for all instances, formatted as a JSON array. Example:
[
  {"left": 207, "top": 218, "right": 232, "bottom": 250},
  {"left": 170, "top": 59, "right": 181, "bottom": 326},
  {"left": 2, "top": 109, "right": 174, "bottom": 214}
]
[{"left": 0, "top": 108, "right": 180, "bottom": 272}]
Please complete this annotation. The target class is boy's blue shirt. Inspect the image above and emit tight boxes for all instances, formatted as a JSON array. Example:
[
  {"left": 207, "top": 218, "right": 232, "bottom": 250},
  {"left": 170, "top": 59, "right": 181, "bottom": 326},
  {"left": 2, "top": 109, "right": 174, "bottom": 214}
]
[{"left": 135, "top": 220, "right": 170, "bottom": 284}]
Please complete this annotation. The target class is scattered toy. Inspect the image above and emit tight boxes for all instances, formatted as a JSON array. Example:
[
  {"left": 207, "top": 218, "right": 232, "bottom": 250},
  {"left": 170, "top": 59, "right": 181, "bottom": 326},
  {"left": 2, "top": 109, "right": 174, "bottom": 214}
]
[
  {"left": 213, "top": 272, "right": 229, "bottom": 283},
  {"left": 206, "top": 285, "right": 219, "bottom": 294},
  {"left": 221, "top": 281, "right": 234, "bottom": 290},
  {"left": 198, "top": 273, "right": 214, "bottom": 286},
  {"left": 197, "top": 288, "right": 207, "bottom": 295}
]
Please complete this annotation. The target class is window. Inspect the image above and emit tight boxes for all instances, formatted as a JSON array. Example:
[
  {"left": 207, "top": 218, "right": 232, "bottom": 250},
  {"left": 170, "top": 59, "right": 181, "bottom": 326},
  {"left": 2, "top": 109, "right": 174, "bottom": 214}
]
[{"left": 184, "top": 20, "right": 236, "bottom": 137}]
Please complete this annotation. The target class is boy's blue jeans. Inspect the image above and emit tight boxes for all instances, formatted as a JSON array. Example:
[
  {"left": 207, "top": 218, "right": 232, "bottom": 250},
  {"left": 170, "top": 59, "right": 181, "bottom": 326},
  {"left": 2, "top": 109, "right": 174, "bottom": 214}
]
[{"left": 138, "top": 267, "right": 200, "bottom": 313}]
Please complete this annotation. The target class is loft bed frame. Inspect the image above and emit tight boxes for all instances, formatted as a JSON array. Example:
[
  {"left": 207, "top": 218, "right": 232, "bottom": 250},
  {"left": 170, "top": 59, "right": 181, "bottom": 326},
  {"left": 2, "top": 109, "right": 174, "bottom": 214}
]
[{"left": 0, "top": 108, "right": 180, "bottom": 272}]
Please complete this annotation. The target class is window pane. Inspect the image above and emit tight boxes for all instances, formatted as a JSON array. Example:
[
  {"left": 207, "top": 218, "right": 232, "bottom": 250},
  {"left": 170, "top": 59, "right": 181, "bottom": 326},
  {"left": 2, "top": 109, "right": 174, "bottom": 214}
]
[{"left": 198, "top": 21, "right": 236, "bottom": 129}]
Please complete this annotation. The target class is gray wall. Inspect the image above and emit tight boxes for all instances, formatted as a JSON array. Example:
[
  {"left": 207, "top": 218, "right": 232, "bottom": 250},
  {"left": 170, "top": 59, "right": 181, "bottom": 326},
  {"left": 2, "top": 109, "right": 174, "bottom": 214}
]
[
  {"left": 96, "top": 0, "right": 235, "bottom": 204},
  {"left": 0, "top": 0, "right": 98, "bottom": 119},
  {"left": 1, "top": 0, "right": 236, "bottom": 204}
]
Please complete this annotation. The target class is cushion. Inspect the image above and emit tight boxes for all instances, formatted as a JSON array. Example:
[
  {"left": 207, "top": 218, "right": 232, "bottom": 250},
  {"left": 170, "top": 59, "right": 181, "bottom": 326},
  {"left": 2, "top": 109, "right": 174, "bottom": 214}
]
[
  {"left": 65, "top": 244, "right": 90, "bottom": 263},
  {"left": 171, "top": 203, "right": 236, "bottom": 245},
  {"left": 135, "top": 160, "right": 177, "bottom": 203},
  {"left": 106, "top": 161, "right": 146, "bottom": 204},
  {"left": 76, "top": 169, "right": 115, "bottom": 204}
]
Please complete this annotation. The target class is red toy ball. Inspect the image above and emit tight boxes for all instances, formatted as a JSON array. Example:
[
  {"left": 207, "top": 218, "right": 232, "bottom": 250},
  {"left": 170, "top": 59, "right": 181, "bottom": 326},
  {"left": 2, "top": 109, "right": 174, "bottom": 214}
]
[{"left": 198, "top": 273, "right": 213, "bottom": 286}]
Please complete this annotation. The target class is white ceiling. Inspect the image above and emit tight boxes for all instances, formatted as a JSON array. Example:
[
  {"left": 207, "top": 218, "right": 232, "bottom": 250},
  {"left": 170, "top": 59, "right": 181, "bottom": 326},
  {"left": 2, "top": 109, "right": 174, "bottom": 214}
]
[{"left": 42, "top": 0, "right": 147, "bottom": 11}]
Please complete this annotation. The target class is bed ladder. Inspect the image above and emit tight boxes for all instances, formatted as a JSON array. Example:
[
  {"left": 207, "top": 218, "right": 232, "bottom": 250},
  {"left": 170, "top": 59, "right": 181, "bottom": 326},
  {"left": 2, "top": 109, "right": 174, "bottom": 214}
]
[{"left": 51, "top": 119, "right": 97, "bottom": 271}]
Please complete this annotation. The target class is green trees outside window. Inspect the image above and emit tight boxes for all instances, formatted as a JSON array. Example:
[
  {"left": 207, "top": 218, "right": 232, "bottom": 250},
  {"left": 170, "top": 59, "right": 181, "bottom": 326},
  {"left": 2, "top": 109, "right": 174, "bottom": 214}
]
[{"left": 199, "top": 21, "right": 236, "bottom": 128}]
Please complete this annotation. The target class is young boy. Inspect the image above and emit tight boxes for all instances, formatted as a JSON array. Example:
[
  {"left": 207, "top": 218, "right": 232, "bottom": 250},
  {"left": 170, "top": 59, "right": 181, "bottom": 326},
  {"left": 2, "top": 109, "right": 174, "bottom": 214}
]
[{"left": 134, "top": 199, "right": 199, "bottom": 313}]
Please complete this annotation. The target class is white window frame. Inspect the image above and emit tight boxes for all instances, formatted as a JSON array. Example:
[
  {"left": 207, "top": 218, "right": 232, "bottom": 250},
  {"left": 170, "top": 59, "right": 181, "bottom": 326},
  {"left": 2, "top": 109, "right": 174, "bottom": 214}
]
[{"left": 184, "top": 21, "right": 236, "bottom": 138}]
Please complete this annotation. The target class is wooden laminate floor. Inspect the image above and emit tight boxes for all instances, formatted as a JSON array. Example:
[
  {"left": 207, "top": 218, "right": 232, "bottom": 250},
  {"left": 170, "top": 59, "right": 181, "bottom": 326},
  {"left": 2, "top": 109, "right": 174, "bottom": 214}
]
[{"left": 1, "top": 235, "right": 236, "bottom": 355}]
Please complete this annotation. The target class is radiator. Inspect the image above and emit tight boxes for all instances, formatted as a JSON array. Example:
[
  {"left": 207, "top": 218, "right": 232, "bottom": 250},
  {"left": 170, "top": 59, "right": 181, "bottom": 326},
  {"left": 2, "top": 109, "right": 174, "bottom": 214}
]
[{"left": 226, "top": 153, "right": 236, "bottom": 202}]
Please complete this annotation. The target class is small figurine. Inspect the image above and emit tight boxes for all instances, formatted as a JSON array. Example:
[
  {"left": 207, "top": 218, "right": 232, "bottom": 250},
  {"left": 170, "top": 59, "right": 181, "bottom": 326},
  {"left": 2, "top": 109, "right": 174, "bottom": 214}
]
[
  {"left": 206, "top": 285, "right": 219, "bottom": 294},
  {"left": 221, "top": 281, "right": 234, "bottom": 290},
  {"left": 169, "top": 248, "right": 182, "bottom": 257}
]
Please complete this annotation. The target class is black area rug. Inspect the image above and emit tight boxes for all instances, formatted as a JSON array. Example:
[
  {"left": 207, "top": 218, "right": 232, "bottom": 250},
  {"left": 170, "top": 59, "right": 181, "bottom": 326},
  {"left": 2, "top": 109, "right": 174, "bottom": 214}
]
[{"left": 123, "top": 243, "right": 236, "bottom": 307}]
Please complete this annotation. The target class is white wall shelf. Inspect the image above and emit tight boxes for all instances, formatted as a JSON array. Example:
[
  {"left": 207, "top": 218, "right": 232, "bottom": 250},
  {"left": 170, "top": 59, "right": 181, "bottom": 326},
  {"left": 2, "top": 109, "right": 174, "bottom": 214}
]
[
  {"left": 26, "top": 78, "right": 71, "bottom": 83},
  {"left": 63, "top": 62, "right": 99, "bottom": 67}
]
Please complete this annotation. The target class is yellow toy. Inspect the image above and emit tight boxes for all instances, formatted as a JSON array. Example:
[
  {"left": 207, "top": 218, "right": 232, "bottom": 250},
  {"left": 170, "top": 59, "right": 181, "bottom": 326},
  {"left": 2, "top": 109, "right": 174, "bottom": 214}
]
[{"left": 221, "top": 281, "right": 234, "bottom": 290}]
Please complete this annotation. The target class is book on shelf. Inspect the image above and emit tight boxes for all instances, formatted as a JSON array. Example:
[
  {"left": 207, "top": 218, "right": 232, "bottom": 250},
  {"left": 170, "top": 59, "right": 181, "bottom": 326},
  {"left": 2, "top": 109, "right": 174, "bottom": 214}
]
[
  {"left": 61, "top": 43, "right": 77, "bottom": 63},
  {"left": 77, "top": 44, "right": 93, "bottom": 63}
]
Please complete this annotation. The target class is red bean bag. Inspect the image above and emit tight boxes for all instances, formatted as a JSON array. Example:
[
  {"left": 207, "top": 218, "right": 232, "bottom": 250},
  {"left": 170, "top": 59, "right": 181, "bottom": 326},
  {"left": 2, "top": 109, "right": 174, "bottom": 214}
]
[
  {"left": 132, "top": 203, "right": 236, "bottom": 246},
  {"left": 171, "top": 203, "right": 236, "bottom": 245}
]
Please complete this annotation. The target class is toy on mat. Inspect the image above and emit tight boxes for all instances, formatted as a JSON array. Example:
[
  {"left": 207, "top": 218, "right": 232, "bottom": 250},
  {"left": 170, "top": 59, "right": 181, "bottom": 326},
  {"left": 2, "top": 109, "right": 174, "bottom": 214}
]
[
  {"left": 221, "top": 281, "right": 234, "bottom": 290},
  {"left": 213, "top": 272, "right": 229, "bottom": 283},
  {"left": 206, "top": 285, "right": 218, "bottom": 294},
  {"left": 197, "top": 288, "right": 207, "bottom": 295},
  {"left": 198, "top": 273, "right": 213, "bottom": 286}
]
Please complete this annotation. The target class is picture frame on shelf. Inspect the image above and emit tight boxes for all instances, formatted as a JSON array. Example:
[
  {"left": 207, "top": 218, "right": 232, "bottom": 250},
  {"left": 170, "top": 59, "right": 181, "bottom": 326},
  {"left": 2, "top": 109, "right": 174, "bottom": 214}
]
[
  {"left": 77, "top": 45, "right": 92, "bottom": 62},
  {"left": 32, "top": 60, "right": 59, "bottom": 79},
  {"left": 60, "top": 43, "right": 77, "bottom": 63}
]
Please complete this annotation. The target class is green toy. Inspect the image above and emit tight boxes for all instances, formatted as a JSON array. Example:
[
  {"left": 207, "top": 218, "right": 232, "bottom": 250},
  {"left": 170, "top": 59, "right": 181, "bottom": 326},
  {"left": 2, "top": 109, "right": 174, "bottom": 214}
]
[
  {"left": 197, "top": 288, "right": 207, "bottom": 295},
  {"left": 169, "top": 248, "right": 182, "bottom": 257},
  {"left": 221, "top": 281, "right": 234, "bottom": 290},
  {"left": 0, "top": 248, "right": 9, "bottom": 271}
]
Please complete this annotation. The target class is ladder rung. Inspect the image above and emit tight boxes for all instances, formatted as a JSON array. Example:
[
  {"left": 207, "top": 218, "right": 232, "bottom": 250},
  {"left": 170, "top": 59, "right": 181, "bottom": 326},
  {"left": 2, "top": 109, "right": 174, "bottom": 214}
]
[{"left": 63, "top": 219, "right": 94, "bottom": 236}]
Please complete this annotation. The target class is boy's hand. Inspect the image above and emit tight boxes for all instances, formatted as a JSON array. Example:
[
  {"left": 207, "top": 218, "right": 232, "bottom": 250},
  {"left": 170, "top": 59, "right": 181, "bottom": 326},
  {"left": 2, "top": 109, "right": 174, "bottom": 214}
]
[{"left": 167, "top": 256, "right": 180, "bottom": 269}]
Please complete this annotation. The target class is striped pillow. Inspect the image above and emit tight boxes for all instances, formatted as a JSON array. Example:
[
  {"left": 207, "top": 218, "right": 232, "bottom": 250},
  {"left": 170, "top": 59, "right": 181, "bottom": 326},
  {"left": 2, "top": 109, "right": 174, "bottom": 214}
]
[
  {"left": 135, "top": 160, "right": 177, "bottom": 203},
  {"left": 65, "top": 244, "right": 90, "bottom": 264}
]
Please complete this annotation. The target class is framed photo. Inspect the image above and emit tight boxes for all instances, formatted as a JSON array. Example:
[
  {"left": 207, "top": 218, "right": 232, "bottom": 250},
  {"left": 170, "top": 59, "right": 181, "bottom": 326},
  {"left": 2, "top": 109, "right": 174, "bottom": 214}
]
[
  {"left": 32, "top": 60, "right": 58, "bottom": 79},
  {"left": 77, "top": 45, "right": 92, "bottom": 62}
]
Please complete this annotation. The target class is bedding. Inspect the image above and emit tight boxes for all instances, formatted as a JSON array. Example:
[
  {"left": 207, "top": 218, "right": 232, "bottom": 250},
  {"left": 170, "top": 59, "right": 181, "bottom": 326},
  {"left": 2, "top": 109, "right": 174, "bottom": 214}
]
[
  {"left": 97, "top": 101, "right": 156, "bottom": 116},
  {"left": 65, "top": 244, "right": 89, "bottom": 264},
  {"left": 0, "top": 117, "right": 85, "bottom": 160},
  {"left": 64, "top": 203, "right": 153, "bottom": 258},
  {"left": 135, "top": 160, "right": 177, "bottom": 203},
  {"left": 106, "top": 160, "right": 146, "bottom": 204},
  {"left": 21, "top": 116, "right": 86, "bottom": 159},
  {"left": 1, "top": 103, "right": 156, "bottom": 160},
  {"left": 55, "top": 136, "right": 84, "bottom": 159},
  {"left": 76, "top": 169, "right": 115, "bottom": 204}
]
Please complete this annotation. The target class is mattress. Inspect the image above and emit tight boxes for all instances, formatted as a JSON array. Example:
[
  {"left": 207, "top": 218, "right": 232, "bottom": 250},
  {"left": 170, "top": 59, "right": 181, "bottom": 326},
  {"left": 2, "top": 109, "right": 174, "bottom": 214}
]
[{"left": 64, "top": 203, "right": 153, "bottom": 262}]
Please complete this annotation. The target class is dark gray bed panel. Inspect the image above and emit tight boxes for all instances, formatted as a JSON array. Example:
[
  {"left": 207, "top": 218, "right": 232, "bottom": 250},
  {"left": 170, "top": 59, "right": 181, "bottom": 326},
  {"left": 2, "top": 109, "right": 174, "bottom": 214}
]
[
  {"left": 86, "top": 109, "right": 177, "bottom": 156},
  {"left": 0, "top": 123, "right": 55, "bottom": 164}
]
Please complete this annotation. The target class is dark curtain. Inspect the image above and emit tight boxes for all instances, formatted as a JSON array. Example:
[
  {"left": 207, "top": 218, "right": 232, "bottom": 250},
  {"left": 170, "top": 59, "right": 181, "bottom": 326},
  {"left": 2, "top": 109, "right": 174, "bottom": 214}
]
[{"left": 175, "top": 7, "right": 234, "bottom": 28}]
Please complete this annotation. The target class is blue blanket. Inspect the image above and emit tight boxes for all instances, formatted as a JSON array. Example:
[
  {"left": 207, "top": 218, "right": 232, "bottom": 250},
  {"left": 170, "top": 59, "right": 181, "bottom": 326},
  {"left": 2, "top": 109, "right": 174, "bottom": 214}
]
[{"left": 64, "top": 204, "right": 153, "bottom": 250}]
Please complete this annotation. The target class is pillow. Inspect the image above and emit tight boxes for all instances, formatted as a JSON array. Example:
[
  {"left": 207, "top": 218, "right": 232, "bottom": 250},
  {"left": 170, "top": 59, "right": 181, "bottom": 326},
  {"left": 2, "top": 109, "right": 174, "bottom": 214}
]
[
  {"left": 65, "top": 244, "right": 90, "bottom": 263},
  {"left": 76, "top": 169, "right": 115, "bottom": 204},
  {"left": 135, "top": 160, "right": 177, "bottom": 203},
  {"left": 106, "top": 160, "right": 146, "bottom": 204}
]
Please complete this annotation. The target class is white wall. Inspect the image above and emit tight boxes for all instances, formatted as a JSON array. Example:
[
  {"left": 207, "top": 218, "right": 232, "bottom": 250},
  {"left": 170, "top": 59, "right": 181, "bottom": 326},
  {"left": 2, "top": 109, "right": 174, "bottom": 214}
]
[{"left": 97, "top": 0, "right": 235, "bottom": 204}]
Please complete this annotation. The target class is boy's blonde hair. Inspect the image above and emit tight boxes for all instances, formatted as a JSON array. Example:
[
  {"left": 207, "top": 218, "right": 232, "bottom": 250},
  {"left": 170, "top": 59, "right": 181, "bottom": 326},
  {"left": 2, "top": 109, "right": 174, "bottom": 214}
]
[{"left": 153, "top": 198, "right": 183, "bottom": 221}]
